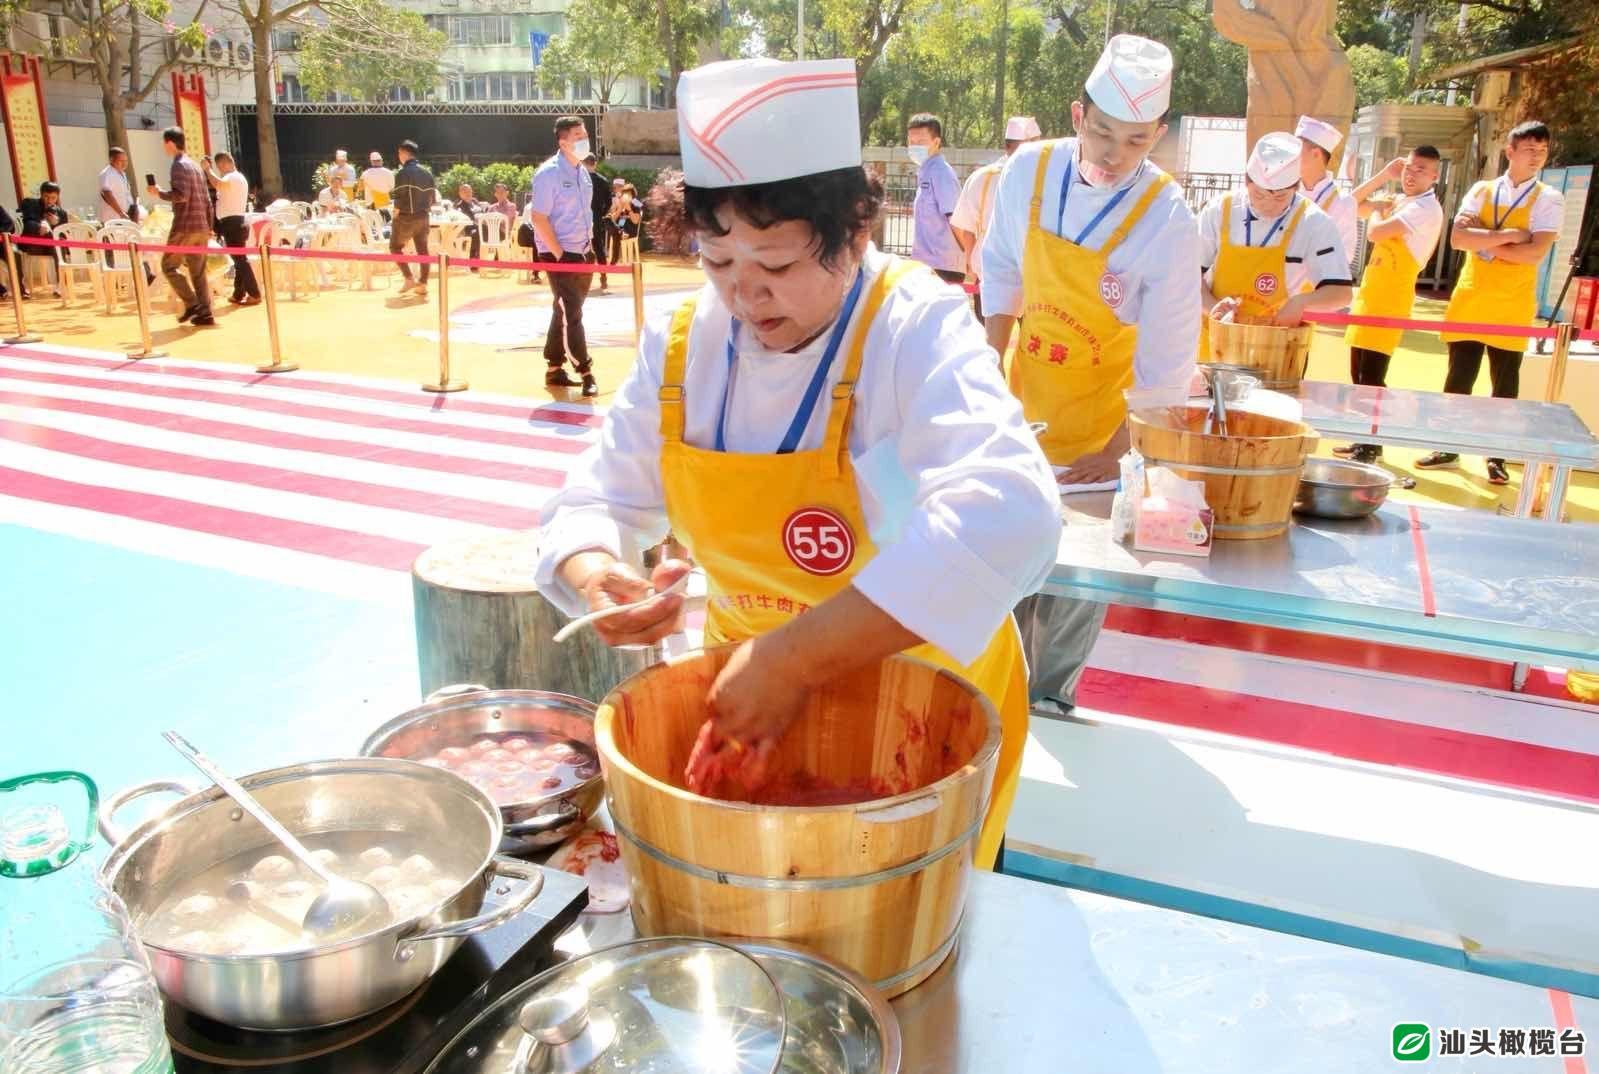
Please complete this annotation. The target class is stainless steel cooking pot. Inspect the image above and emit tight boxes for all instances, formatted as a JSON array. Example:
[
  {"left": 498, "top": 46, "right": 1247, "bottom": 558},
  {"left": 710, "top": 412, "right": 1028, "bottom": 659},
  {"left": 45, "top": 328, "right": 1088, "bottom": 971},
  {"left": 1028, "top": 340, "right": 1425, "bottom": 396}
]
[
  {"left": 361, "top": 685, "right": 604, "bottom": 853},
  {"left": 98, "top": 757, "right": 544, "bottom": 1031}
]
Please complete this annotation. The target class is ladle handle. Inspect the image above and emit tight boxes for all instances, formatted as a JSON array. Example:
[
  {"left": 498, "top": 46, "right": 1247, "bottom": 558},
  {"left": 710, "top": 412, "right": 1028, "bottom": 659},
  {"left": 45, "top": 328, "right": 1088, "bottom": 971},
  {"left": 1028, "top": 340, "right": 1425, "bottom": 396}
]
[{"left": 161, "top": 731, "right": 336, "bottom": 886}]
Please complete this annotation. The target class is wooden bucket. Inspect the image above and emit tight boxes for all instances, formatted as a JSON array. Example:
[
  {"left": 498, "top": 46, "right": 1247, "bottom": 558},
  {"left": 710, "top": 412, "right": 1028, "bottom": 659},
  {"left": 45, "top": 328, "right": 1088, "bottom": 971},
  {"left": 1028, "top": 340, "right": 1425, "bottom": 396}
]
[
  {"left": 412, "top": 530, "right": 653, "bottom": 701},
  {"left": 1129, "top": 406, "right": 1318, "bottom": 539},
  {"left": 1205, "top": 314, "right": 1314, "bottom": 389},
  {"left": 595, "top": 647, "right": 1000, "bottom": 998}
]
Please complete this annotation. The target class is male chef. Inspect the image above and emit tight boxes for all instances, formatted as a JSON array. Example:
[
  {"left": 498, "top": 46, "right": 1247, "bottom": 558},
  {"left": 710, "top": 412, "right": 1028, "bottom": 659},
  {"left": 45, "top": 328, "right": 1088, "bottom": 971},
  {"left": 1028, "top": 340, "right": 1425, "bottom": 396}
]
[
  {"left": 1296, "top": 115, "right": 1358, "bottom": 279},
  {"left": 951, "top": 115, "right": 1042, "bottom": 322}
]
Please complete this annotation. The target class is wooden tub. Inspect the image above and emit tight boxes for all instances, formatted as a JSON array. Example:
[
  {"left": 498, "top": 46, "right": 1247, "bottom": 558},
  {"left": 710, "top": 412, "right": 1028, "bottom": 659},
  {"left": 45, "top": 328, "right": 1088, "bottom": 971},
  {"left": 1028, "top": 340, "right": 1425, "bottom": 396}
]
[
  {"left": 594, "top": 647, "right": 999, "bottom": 997},
  {"left": 1130, "top": 406, "right": 1318, "bottom": 539},
  {"left": 1204, "top": 314, "right": 1314, "bottom": 389}
]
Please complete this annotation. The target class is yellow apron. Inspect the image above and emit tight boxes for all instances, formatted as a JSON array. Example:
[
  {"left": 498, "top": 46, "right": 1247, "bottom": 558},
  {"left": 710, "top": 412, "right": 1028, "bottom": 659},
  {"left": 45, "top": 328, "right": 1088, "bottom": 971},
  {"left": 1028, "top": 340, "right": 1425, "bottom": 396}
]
[
  {"left": 658, "top": 259, "right": 1029, "bottom": 871},
  {"left": 1441, "top": 178, "right": 1547, "bottom": 351},
  {"left": 1344, "top": 213, "right": 1423, "bottom": 356},
  {"left": 1011, "top": 142, "right": 1171, "bottom": 467},
  {"left": 1200, "top": 194, "right": 1306, "bottom": 357},
  {"left": 969, "top": 162, "right": 1001, "bottom": 279}
]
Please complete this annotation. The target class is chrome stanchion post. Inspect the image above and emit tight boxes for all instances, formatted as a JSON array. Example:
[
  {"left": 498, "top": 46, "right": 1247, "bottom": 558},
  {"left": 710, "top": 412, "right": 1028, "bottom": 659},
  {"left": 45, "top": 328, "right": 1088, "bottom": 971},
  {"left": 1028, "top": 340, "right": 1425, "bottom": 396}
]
[
  {"left": 256, "top": 244, "right": 299, "bottom": 374},
  {"left": 422, "top": 251, "right": 467, "bottom": 393},
  {"left": 3, "top": 235, "right": 40, "bottom": 344},
  {"left": 126, "top": 241, "right": 165, "bottom": 359},
  {"left": 631, "top": 259, "right": 645, "bottom": 346}
]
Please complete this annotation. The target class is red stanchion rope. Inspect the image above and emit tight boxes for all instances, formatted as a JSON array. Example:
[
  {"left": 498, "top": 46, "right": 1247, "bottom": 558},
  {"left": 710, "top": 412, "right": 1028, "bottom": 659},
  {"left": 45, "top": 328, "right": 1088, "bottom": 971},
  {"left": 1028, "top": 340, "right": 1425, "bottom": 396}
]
[
  {"left": 10, "top": 233, "right": 636, "bottom": 275},
  {"left": 1303, "top": 309, "right": 1599, "bottom": 345}
]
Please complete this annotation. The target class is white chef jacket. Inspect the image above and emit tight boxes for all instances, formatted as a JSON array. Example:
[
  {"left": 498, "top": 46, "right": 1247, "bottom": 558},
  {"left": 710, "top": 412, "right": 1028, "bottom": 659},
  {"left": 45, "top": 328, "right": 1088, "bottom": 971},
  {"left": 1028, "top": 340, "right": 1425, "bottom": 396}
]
[
  {"left": 982, "top": 137, "right": 1201, "bottom": 390},
  {"left": 950, "top": 159, "right": 1004, "bottom": 278},
  {"left": 1376, "top": 189, "right": 1445, "bottom": 267},
  {"left": 534, "top": 245, "right": 1062, "bottom": 665},
  {"left": 1457, "top": 173, "right": 1565, "bottom": 235},
  {"left": 1199, "top": 192, "right": 1353, "bottom": 297},
  {"left": 1302, "top": 175, "right": 1358, "bottom": 272}
]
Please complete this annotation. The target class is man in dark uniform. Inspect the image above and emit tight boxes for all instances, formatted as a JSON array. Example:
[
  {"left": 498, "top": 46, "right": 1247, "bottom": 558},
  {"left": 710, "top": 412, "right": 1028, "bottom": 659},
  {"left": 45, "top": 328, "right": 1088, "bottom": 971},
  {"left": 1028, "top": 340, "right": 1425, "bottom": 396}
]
[{"left": 584, "top": 152, "right": 614, "bottom": 295}]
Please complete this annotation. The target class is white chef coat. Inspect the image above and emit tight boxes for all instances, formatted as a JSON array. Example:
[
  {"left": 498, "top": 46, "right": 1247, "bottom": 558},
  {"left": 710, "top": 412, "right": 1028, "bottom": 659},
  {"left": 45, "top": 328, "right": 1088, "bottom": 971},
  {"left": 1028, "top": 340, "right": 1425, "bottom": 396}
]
[
  {"left": 1199, "top": 192, "right": 1353, "bottom": 297},
  {"left": 982, "top": 137, "right": 1201, "bottom": 390},
  {"left": 1302, "top": 175, "right": 1358, "bottom": 272},
  {"left": 361, "top": 166, "right": 395, "bottom": 202},
  {"left": 534, "top": 245, "right": 1062, "bottom": 665},
  {"left": 1376, "top": 189, "right": 1445, "bottom": 267},
  {"left": 1457, "top": 172, "right": 1565, "bottom": 235},
  {"left": 950, "top": 159, "right": 1004, "bottom": 278}
]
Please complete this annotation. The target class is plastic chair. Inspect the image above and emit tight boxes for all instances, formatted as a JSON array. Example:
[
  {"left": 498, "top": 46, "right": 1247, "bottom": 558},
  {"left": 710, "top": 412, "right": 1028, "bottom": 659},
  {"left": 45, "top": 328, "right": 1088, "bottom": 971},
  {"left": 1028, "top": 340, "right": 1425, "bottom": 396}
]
[
  {"left": 98, "top": 219, "right": 144, "bottom": 310},
  {"left": 53, "top": 222, "right": 105, "bottom": 308},
  {"left": 476, "top": 214, "right": 511, "bottom": 270}
]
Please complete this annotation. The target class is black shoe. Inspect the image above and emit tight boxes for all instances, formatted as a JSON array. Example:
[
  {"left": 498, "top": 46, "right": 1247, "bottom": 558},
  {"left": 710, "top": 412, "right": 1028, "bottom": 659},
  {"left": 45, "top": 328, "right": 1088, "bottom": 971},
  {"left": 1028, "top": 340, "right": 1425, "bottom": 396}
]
[
  {"left": 1486, "top": 459, "right": 1510, "bottom": 485},
  {"left": 1350, "top": 445, "right": 1383, "bottom": 465},
  {"left": 177, "top": 305, "right": 198, "bottom": 324},
  {"left": 189, "top": 315, "right": 216, "bottom": 327},
  {"left": 581, "top": 374, "right": 598, "bottom": 398},
  {"left": 1415, "top": 451, "right": 1459, "bottom": 470},
  {"left": 545, "top": 369, "right": 580, "bottom": 388}
]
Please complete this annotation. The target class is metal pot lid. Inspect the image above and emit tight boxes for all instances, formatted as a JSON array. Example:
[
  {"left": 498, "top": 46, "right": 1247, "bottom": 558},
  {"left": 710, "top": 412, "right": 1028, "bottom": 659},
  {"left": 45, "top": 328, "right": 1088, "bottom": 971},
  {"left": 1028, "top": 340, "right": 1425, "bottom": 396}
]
[{"left": 424, "top": 937, "right": 787, "bottom": 1074}]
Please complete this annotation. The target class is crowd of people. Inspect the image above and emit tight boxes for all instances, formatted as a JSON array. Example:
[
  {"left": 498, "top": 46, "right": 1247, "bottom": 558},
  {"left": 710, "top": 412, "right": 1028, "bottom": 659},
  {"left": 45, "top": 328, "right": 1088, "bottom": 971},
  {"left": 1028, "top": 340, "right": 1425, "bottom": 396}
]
[{"left": 900, "top": 46, "right": 1559, "bottom": 496}]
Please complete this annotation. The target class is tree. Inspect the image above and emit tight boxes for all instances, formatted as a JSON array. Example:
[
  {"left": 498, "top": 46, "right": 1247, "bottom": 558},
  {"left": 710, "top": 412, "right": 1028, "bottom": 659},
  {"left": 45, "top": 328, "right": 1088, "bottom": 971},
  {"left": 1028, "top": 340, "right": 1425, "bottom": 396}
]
[
  {"left": 16, "top": 0, "right": 208, "bottom": 171},
  {"left": 817, "top": 0, "right": 928, "bottom": 134},
  {"left": 296, "top": 0, "right": 444, "bottom": 102},
  {"left": 1347, "top": 42, "right": 1409, "bottom": 106},
  {"left": 538, "top": 0, "right": 666, "bottom": 105}
]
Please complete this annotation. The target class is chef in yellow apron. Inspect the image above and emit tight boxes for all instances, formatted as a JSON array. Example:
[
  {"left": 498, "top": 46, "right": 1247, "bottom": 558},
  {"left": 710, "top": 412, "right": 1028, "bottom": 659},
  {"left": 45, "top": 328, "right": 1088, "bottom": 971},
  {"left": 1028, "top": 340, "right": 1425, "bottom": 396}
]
[
  {"left": 979, "top": 34, "right": 1200, "bottom": 715},
  {"left": 1335, "top": 146, "right": 1444, "bottom": 466},
  {"left": 534, "top": 58, "right": 1061, "bottom": 871},
  {"left": 1199, "top": 132, "right": 1352, "bottom": 349},
  {"left": 1295, "top": 115, "right": 1358, "bottom": 283},
  {"left": 952, "top": 115, "right": 1042, "bottom": 323},
  {"left": 1415, "top": 120, "right": 1565, "bottom": 486}
]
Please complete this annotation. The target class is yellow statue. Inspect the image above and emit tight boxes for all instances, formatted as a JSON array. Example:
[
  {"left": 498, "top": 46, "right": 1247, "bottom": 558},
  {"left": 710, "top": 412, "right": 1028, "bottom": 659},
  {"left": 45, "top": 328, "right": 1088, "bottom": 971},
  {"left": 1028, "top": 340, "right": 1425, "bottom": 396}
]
[{"left": 1212, "top": 0, "right": 1357, "bottom": 151}]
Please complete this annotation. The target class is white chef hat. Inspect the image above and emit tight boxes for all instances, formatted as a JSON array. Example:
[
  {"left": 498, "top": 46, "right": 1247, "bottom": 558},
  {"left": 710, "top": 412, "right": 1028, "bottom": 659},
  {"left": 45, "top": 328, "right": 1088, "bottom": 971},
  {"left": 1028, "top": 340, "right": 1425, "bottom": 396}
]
[
  {"left": 1247, "top": 132, "right": 1302, "bottom": 189},
  {"left": 1005, "top": 115, "right": 1042, "bottom": 141},
  {"left": 677, "top": 58, "right": 861, "bottom": 188},
  {"left": 1085, "top": 34, "right": 1173, "bottom": 124},
  {"left": 1294, "top": 115, "right": 1343, "bottom": 155},
  {"left": 335, "top": 149, "right": 348, "bottom": 160}
]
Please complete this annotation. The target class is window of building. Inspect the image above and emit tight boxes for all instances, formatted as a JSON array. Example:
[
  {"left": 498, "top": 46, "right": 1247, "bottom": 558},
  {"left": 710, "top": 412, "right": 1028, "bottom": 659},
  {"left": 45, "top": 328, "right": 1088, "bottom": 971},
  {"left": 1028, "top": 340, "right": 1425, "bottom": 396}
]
[
  {"left": 270, "top": 30, "right": 302, "bottom": 52},
  {"left": 277, "top": 74, "right": 307, "bottom": 103},
  {"left": 572, "top": 77, "right": 593, "bottom": 101},
  {"left": 438, "top": 15, "right": 513, "bottom": 47}
]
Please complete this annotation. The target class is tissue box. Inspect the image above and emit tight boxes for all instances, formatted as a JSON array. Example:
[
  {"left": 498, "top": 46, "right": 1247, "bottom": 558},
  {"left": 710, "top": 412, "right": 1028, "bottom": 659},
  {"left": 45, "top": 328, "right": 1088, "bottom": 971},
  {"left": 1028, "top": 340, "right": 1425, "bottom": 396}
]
[{"left": 1134, "top": 495, "right": 1214, "bottom": 557}]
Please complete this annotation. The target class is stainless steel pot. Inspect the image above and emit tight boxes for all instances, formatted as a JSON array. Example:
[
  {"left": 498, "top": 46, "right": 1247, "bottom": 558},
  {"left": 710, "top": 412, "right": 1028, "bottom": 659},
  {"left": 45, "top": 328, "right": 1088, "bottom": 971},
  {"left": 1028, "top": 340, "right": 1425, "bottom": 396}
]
[
  {"left": 1293, "top": 457, "right": 1393, "bottom": 519},
  {"left": 360, "top": 686, "right": 604, "bottom": 853},
  {"left": 98, "top": 758, "right": 545, "bottom": 1031}
]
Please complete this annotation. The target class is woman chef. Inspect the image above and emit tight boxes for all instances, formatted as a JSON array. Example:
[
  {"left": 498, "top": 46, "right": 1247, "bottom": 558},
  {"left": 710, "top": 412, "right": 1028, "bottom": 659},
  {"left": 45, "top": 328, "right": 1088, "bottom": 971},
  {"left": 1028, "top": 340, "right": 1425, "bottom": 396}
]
[{"left": 533, "top": 58, "right": 1061, "bottom": 870}]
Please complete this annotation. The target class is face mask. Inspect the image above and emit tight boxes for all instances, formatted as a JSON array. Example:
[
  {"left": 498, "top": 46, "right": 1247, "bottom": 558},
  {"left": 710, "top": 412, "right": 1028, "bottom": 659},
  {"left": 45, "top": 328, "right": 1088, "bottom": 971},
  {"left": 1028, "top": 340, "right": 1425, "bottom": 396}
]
[
  {"left": 1078, "top": 157, "right": 1120, "bottom": 189},
  {"left": 906, "top": 145, "right": 929, "bottom": 166},
  {"left": 571, "top": 138, "right": 591, "bottom": 160}
]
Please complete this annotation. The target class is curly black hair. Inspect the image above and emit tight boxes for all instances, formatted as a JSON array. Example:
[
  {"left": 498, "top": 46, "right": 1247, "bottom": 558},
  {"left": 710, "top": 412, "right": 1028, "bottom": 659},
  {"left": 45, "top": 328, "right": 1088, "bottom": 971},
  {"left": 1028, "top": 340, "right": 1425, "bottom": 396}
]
[{"left": 682, "top": 166, "right": 883, "bottom": 272}]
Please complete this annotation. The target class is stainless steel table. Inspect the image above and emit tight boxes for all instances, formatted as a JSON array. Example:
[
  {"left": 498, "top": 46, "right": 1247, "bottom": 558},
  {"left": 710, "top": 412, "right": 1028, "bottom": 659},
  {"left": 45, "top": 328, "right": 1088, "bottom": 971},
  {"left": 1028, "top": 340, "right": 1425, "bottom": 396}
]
[
  {"left": 556, "top": 870, "right": 1598, "bottom": 1072},
  {"left": 1045, "top": 494, "right": 1599, "bottom": 674},
  {"left": 1294, "top": 381, "right": 1599, "bottom": 520}
]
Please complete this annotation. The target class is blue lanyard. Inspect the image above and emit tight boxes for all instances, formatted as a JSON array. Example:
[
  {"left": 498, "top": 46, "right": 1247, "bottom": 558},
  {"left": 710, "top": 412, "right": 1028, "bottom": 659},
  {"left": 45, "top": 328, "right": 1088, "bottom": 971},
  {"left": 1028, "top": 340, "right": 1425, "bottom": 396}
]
[
  {"left": 1244, "top": 204, "right": 1290, "bottom": 248},
  {"left": 1491, "top": 179, "right": 1535, "bottom": 229},
  {"left": 1055, "top": 160, "right": 1135, "bottom": 247},
  {"left": 716, "top": 269, "right": 867, "bottom": 455},
  {"left": 1313, "top": 178, "right": 1335, "bottom": 206}
]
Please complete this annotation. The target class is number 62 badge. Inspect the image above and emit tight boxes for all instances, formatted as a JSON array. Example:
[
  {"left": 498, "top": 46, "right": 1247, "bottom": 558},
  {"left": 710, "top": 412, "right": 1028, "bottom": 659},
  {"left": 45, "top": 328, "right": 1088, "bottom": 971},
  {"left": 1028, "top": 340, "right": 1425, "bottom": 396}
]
[{"left": 782, "top": 507, "right": 856, "bottom": 576}]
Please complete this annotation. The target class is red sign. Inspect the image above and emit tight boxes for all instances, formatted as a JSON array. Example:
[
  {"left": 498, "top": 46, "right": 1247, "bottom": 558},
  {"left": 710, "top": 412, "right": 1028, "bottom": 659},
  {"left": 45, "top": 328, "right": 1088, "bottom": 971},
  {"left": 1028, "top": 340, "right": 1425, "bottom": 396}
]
[
  {"left": 1574, "top": 278, "right": 1598, "bottom": 331},
  {"left": 782, "top": 507, "right": 855, "bottom": 577},
  {"left": 0, "top": 54, "right": 56, "bottom": 205},
  {"left": 1098, "top": 272, "right": 1124, "bottom": 309},
  {"left": 1254, "top": 272, "right": 1279, "bottom": 298},
  {"left": 172, "top": 72, "right": 211, "bottom": 157}
]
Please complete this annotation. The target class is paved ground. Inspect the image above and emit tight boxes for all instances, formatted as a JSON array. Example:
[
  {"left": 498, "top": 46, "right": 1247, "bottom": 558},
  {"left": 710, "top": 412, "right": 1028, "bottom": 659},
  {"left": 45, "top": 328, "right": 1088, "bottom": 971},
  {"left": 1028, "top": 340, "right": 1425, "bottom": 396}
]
[{"left": 13, "top": 257, "right": 1596, "bottom": 520}]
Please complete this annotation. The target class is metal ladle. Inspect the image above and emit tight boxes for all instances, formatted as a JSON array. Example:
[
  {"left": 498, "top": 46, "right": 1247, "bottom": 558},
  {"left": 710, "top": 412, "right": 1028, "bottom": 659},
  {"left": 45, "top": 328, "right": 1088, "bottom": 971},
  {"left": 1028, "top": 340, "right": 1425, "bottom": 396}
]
[{"left": 163, "top": 730, "right": 391, "bottom": 942}]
